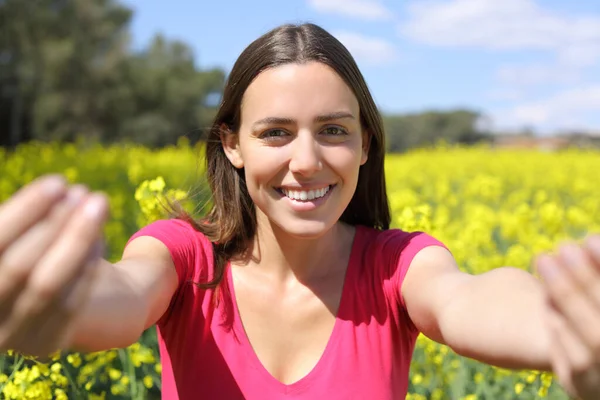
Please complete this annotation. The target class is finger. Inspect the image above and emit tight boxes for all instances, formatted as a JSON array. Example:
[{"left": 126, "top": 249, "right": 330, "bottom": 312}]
[
  {"left": 16, "top": 247, "right": 102, "bottom": 356},
  {"left": 549, "top": 305, "right": 600, "bottom": 400},
  {"left": 546, "top": 305, "right": 577, "bottom": 397},
  {"left": 6, "top": 193, "right": 109, "bottom": 332},
  {"left": 0, "top": 185, "right": 89, "bottom": 296},
  {"left": 585, "top": 235, "right": 600, "bottom": 270},
  {"left": 557, "top": 243, "right": 600, "bottom": 311},
  {"left": 61, "top": 242, "right": 104, "bottom": 310},
  {"left": 27, "top": 193, "right": 109, "bottom": 298},
  {"left": 0, "top": 279, "right": 27, "bottom": 328},
  {"left": 537, "top": 253, "right": 600, "bottom": 354},
  {"left": 0, "top": 175, "right": 68, "bottom": 252},
  {"left": 0, "top": 186, "right": 89, "bottom": 347},
  {"left": 4, "top": 239, "right": 104, "bottom": 353}
]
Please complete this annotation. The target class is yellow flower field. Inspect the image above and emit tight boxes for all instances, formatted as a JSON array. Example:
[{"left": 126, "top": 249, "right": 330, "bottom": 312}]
[{"left": 0, "top": 140, "right": 598, "bottom": 399}]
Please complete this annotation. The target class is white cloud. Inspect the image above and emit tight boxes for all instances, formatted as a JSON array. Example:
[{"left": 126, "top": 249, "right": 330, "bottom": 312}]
[
  {"left": 558, "top": 43, "right": 600, "bottom": 67},
  {"left": 307, "top": 0, "right": 393, "bottom": 21},
  {"left": 486, "top": 88, "right": 525, "bottom": 102},
  {"left": 334, "top": 31, "right": 398, "bottom": 65},
  {"left": 491, "top": 85, "right": 600, "bottom": 132},
  {"left": 398, "top": 0, "right": 600, "bottom": 67},
  {"left": 400, "top": 0, "right": 600, "bottom": 104},
  {"left": 495, "top": 64, "right": 582, "bottom": 87}
]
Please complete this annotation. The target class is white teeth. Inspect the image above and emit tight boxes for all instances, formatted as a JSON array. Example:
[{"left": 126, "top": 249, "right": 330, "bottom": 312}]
[{"left": 281, "top": 186, "right": 331, "bottom": 201}]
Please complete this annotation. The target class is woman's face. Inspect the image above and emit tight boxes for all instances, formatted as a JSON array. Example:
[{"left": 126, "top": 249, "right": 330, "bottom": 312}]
[{"left": 224, "top": 61, "right": 369, "bottom": 238}]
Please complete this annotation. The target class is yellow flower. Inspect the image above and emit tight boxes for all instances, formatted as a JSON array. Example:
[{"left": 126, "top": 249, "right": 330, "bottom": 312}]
[
  {"left": 143, "top": 375, "right": 153, "bottom": 388},
  {"left": 526, "top": 372, "right": 538, "bottom": 384},
  {"left": 108, "top": 368, "right": 122, "bottom": 381},
  {"left": 67, "top": 353, "right": 82, "bottom": 368},
  {"left": 515, "top": 383, "right": 525, "bottom": 394},
  {"left": 474, "top": 372, "right": 484, "bottom": 384},
  {"left": 411, "top": 373, "right": 423, "bottom": 385},
  {"left": 55, "top": 388, "right": 68, "bottom": 400},
  {"left": 148, "top": 176, "right": 166, "bottom": 192}
]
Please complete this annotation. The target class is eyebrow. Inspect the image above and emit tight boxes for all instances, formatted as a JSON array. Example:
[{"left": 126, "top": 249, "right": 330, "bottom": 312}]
[{"left": 252, "top": 111, "right": 355, "bottom": 129}]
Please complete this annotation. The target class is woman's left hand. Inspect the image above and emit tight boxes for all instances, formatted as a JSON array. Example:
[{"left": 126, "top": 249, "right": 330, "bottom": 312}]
[{"left": 536, "top": 234, "right": 600, "bottom": 399}]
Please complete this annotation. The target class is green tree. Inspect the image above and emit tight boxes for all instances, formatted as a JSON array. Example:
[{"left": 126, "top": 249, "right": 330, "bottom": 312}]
[
  {"left": 112, "top": 34, "right": 224, "bottom": 146},
  {"left": 0, "top": 0, "right": 133, "bottom": 146},
  {"left": 0, "top": 0, "right": 225, "bottom": 148},
  {"left": 383, "top": 109, "right": 491, "bottom": 152}
]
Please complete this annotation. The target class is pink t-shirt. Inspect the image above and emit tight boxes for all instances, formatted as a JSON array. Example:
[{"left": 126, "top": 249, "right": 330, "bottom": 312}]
[{"left": 126, "top": 219, "right": 447, "bottom": 399}]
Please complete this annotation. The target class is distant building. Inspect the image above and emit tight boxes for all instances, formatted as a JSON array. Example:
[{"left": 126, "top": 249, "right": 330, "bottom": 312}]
[
  {"left": 560, "top": 131, "right": 600, "bottom": 148},
  {"left": 492, "top": 131, "right": 600, "bottom": 150}
]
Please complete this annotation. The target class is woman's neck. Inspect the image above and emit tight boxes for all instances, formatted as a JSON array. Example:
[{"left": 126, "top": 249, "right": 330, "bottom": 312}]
[{"left": 237, "top": 216, "right": 355, "bottom": 284}]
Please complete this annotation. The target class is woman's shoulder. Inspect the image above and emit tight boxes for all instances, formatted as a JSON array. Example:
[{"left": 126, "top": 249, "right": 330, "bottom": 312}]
[
  {"left": 354, "top": 225, "right": 449, "bottom": 312},
  {"left": 131, "top": 217, "right": 211, "bottom": 242},
  {"left": 126, "top": 218, "right": 215, "bottom": 265},
  {"left": 357, "top": 225, "right": 431, "bottom": 245},
  {"left": 139, "top": 217, "right": 203, "bottom": 233},
  {"left": 355, "top": 225, "right": 447, "bottom": 264}
]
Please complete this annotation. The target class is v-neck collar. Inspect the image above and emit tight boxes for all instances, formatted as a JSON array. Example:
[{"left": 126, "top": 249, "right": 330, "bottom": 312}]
[{"left": 226, "top": 225, "right": 364, "bottom": 394}]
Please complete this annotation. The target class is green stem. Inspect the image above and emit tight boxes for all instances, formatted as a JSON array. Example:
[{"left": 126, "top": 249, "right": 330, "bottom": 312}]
[
  {"left": 118, "top": 347, "right": 137, "bottom": 399},
  {"left": 0, "top": 354, "right": 25, "bottom": 394},
  {"left": 61, "top": 357, "right": 84, "bottom": 398}
]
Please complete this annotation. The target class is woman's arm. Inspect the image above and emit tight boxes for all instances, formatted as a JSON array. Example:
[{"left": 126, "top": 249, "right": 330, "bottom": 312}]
[
  {"left": 402, "top": 245, "right": 552, "bottom": 371},
  {"left": 67, "top": 236, "right": 178, "bottom": 353}
]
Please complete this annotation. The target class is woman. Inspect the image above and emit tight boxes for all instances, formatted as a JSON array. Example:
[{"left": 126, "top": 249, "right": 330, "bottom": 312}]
[{"left": 0, "top": 23, "right": 599, "bottom": 399}]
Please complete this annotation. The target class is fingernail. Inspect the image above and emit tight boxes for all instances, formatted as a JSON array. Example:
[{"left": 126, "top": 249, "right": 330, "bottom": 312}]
[
  {"left": 559, "top": 244, "right": 584, "bottom": 269},
  {"left": 42, "top": 176, "right": 66, "bottom": 196},
  {"left": 537, "top": 255, "right": 560, "bottom": 282},
  {"left": 66, "top": 186, "right": 88, "bottom": 206},
  {"left": 586, "top": 235, "right": 600, "bottom": 257},
  {"left": 83, "top": 195, "right": 105, "bottom": 220}
]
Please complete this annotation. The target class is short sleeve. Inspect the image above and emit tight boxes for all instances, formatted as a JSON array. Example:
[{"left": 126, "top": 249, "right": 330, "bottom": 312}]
[
  {"left": 125, "top": 218, "right": 212, "bottom": 325},
  {"left": 376, "top": 229, "right": 450, "bottom": 331},
  {"left": 394, "top": 232, "right": 449, "bottom": 308},
  {"left": 126, "top": 219, "right": 198, "bottom": 286}
]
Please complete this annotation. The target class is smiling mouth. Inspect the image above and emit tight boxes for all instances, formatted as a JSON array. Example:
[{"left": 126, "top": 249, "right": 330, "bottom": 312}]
[{"left": 275, "top": 184, "right": 336, "bottom": 201}]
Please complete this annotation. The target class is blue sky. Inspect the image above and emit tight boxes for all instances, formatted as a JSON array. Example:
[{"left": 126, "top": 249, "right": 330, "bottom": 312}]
[{"left": 122, "top": 0, "right": 600, "bottom": 135}]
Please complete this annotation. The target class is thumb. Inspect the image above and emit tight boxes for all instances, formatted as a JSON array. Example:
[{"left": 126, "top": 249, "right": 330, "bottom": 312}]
[{"left": 62, "top": 239, "right": 105, "bottom": 312}]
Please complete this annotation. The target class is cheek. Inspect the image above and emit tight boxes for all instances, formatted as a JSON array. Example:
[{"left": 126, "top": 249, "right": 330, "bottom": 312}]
[
  {"left": 321, "top": 145, "right": 364, "bottom": 177},
  {"left": 242, "top": 150, "right": 285, "bottom": 190}
]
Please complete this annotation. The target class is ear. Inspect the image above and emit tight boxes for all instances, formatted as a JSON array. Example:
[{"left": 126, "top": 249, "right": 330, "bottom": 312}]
[
  {"left": 360, "top": 130, "right": 371, "bottom": 166},
  {"left": 220, "top": 124, "right": 244, "bottom": 169}
]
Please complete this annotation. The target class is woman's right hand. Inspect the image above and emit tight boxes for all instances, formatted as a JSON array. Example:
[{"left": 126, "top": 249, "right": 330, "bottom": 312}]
[{"left": 0, "top": 174, "right": 109, "bottom": 357}]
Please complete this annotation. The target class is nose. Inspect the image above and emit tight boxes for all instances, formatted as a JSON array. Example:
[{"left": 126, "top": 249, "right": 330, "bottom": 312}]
[{"left": 288, "top": 131, "right": 322, "bottom": 176}]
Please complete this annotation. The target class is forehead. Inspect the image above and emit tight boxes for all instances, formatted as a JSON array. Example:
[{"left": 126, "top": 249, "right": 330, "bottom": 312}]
[{"left": 240, "top": 62, "right": 360, "bottom": 123}]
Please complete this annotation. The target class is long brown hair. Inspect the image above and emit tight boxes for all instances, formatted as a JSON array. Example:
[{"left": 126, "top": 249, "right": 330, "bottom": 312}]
[{"left": 169, "top": 23, "right": 390, "bottom": 289}]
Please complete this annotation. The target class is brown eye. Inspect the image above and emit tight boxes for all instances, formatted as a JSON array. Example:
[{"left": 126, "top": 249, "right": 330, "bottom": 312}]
[
  {"left": 321, "top": 126, "right": 348, "bottom": 136},
  {"left": 260, "top": 129, "right": 289, "bottom": 139}
]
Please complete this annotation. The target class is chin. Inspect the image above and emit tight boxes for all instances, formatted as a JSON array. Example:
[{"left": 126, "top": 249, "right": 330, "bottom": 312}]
[
  {"left": 281, "top": 220, "right": 334, "bottom": 239},
  {"left": 254, "top": 186, "right": 351, "bottom": 239},
  {"left": 268, "top": 215, "right": 338, "bottom": 240}
]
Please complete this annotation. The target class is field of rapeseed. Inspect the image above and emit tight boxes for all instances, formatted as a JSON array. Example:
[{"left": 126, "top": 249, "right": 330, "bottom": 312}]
[{"left": 0, "top": 140, "right": 599, "bottom": 399}]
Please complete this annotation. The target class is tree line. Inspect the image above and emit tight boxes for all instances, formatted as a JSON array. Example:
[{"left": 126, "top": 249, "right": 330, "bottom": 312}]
[{"left": 0, "top": 0, "right": 490, "bottom": 152}]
